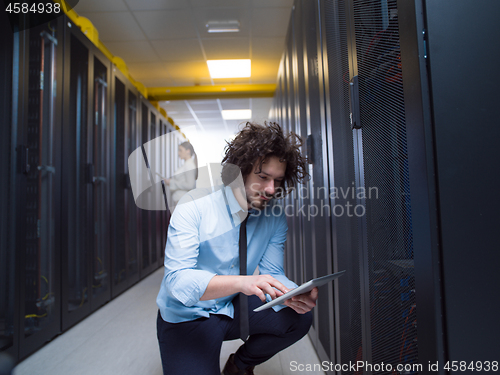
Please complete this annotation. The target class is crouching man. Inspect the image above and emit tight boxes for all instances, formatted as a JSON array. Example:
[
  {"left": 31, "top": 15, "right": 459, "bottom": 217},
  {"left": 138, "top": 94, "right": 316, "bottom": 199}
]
[{"left": 156, "top": 122, "right": 318, "bottom": 375}]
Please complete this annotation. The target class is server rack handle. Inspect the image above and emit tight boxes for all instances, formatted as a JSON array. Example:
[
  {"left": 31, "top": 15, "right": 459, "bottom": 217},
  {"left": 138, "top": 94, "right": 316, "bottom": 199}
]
[
  {"left": 16, "top": 145, "right": 30, "bottom": 174},
  {"left": 85, "top": 163, "right": 107, "bottom": 184},
  {"left": 349, "top": 75, "right": 361, "bottom": 129}
]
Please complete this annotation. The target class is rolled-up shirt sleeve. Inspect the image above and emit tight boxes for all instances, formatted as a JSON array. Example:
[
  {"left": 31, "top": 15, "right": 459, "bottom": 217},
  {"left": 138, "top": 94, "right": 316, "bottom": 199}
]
[
  {"left": 163, "top": 195, "right": 216, "bottom": 307},
  {"left": 258, "top": 212, "right": 298, "bottom": 312}
]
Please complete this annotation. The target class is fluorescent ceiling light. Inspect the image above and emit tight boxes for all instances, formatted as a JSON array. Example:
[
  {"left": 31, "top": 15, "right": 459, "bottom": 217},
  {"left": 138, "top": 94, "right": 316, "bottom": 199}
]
[
  {"left": 207, "top": 59, "right": 251, "bottom": 79},
  {"left": 221, "top": 109, "right": 252, "bottom": 120},
  {"left": 206, "top": 20, "right": 240, "bottom": 33}
]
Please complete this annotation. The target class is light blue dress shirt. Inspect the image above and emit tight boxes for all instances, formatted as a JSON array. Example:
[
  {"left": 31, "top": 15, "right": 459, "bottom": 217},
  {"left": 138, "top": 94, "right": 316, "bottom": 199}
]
[{"left": 156, "top": 185, "right": 297, "bottom": 323}]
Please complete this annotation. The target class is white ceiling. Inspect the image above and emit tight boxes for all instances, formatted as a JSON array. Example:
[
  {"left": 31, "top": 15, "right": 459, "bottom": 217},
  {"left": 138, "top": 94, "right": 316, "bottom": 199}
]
[{"left": 75, "top": 0, "right": 294, "bottom": 155}]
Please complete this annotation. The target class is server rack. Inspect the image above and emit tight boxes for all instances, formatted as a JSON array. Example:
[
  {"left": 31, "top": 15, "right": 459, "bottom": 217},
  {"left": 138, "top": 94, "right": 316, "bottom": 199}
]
[
  {"left": 150, "top": 112, "right": 160, "bottom": 269},
  {"left": 158, "top": 118, "right": 172, "bottom": 262},
  {"left": 320, "top": 0, "right": 363, "bottom": 369},
  {"left": 139, "top": 100, "right": 158, "bottom": 278},
  {"left": 110, "top": 66, "right": 143, "bottom": 297},
  {"left": 399, "top": 0, "right": 500, "bottom": 367},
  {"left": 276, "top": 0, "right": 340, "bottom": 360},
  {"left": 0, "top": 8, "right": 16, "bottom": 360},
  {"left": 2, "top": 13, "right": 183, "bottom": 362},
  {"left": 302, "top": 0, "right": 338, "bottom": 361},
  {"left": 61, "top": 18, "right": 114, "bottom": 331},
  {"left": 12, "top": 17, "right": 65, "bottom": 359},
  {"left": 274, "top": 0, "right": 500, "bottom": 373}
]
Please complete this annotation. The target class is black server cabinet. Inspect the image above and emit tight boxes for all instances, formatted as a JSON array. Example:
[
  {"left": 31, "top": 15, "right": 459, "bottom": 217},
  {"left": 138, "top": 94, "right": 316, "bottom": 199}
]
[
  {"left": 111, "top": 67, "right": 141, "bottom": 297},
  {"left": 277, "top": 0, "right": 341, "bottom": 364},
  {"left": 150, "top": 112, "right": 160, "bottom": 268},
  {"left": 10, "top": 17, "right": 65, "bottom": 360},
  {"left": 321, "top": 0, "right": 363, "bottom": 370},
  {"left": 139, "top": 99, "right": 160, "bottom": 278},
  {"left": 399, "top": 0, "right": 500, "bottom": 368},
  {"left": 291, "top": 0, "right": 311, "bottom": 293},
  {"left": 1, "top": 9, "right": 18, "bottom": 360},
  {"left": 127, "top": 90, "right": 141, "bottom": 280},
  {"left": 1, "top": 12, "right": 179, "bottom": 363},
  {"left": 89, "top": 52, "right": 112, "bottom": 312},
  {"left": 275, "top": 0, "right": 500, "bottom": 373},
  {"left": 299, "top": 0, "right": 337, "bottom": 362},
  {"left": 344, "top": 0, "right": 419, "bottom": 371},
  {"left": 282, "top": 0, "right": 340, "bottom": 361},
  {"left": 61, "top": 20, "right": 112, "bottom": 331},
  {"left": 285, "top": 14, "right": 300, "bottom": 288},
  {"left": 158, "top": 119, "right": 172, "bottom": 260},
  {"left": 275, "top": 0, "right": 420, "bottom": 372}
]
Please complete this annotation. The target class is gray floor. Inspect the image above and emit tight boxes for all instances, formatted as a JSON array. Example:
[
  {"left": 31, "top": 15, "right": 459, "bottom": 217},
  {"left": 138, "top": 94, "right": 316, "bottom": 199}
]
[{"left": 14, "top": 268, "right": 325, "bottom": 375}]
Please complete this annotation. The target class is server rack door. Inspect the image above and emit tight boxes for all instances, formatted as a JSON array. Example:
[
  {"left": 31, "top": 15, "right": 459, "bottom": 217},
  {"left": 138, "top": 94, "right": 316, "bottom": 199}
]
[
  {"left": 281, "top": 79, "right": 294, "bottom": 282},
  {"left": 111, "top": 70, "right": 144, "bottom": 294},
  {"left": 294, "top": 0, "right": 315, "bottom": 299},
  {"left": 284, "top": 29, "right": 301, "bottom": 286},
  {"left": 347, "top": 0, "right": 418, "bottom": 370},
  {"left": 397, "top": 1, "right": 445, "bottom": 370},
  {"left": 17, "top": 19, "right": 63, "bottom": 358},
  {"left": 159, "top": 121, "right": 171, "bottom": 260},
  {"left": 301, "top": 0, "right": 338, "bottom": 363},
  {"left": 139, "top": 102, "right": 160, "bottom": 278},
  {"left": 61, "top": 28, "right": 93, "bottom": 331},
  {"left": 290, "top": 2, "right": 307, "bottom": 291},
  {"left": 399, "top": 0, "right": 500, "bottom": 366},
  {"left": 89, "top": 53, "right": 111, "bottom": 311},
  {"left": 321, "top": 0, "right": 363, "bottom": 370},
  {"left": 139, "top": 102, "right": 149, "bottom": 274},
  {"left": 0, "top": 9, "right": 17, "bottom": 360},
  {"left": 150, "top": 112, "right": 159, "bottom": 269},
  {"left": 111, "top": 75, "right": 128, "bottom": 296},
  {"left": 125, "top": 90, "right": 140, "bottom": 286}
]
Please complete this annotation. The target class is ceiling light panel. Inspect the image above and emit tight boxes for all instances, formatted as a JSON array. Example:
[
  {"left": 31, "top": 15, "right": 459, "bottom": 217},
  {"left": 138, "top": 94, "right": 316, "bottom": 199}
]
[
  {"left": 221, "top": 109, "right": 252, "bottom": 120},
  {"left": 207, "top": 59, "right": 251, "bottom": 79},
  {"left": 206, "top": 20, "right": 240, "bottom": 33}
]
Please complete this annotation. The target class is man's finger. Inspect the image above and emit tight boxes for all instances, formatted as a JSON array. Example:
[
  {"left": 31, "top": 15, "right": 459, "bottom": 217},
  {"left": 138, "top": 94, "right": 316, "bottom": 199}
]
[
  {"left": 285, "top": 300, "right": 308, "bottom": 314},
  {"left": 275, "top": 289, "right": 284, "bottom": 298},
  {"left": 260, "top": 283, "right": 278, "bottom": 300},
  {"left": 309, "top": 287, "right": 319, "bottom": 300},
  {"left": 266, "top": 277, "right": 289, "bottom": 294},
  {"left": 285, "top": 295, "right": 316, "bottom": 313},
  {"left": 255, "top": 289, "right": 267, "bottom": 302}
]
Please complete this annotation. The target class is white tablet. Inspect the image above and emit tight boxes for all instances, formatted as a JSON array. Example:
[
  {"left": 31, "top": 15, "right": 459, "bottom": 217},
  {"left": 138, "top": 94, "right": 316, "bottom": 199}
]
[{"left": 253, "top": 270, "right": 346, "bottom": 312}]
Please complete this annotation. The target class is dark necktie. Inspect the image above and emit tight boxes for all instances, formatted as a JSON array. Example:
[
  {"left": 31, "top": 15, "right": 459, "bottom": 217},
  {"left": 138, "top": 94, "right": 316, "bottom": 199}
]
[{"left": 239, "top": 215, "right": 249, "bottom": 341}]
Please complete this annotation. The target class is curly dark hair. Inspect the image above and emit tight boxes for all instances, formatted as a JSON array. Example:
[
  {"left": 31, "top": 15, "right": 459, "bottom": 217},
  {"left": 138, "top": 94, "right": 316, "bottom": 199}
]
[{"left": 221, "top": 121, "right": 309, "bottom": 198}]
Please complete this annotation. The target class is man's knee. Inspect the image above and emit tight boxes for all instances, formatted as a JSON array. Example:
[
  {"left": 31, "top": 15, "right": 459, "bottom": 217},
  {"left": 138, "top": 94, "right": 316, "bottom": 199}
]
[
  {"left": 279, "top": 309, "right": 313, "bottom": 340},
  {"left": 294, "top": 311, "right": 313, "bottom": 337}
]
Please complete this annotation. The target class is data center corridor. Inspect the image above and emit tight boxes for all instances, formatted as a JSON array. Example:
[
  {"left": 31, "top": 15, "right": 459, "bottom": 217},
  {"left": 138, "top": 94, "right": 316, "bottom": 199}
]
[{"left": 13, "top": 268, "right": 325, "bottom": 375}]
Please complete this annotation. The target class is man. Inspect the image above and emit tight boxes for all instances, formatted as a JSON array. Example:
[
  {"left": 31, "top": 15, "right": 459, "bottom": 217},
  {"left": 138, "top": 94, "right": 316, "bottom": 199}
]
[{"left": 156, "top": 122, "right": 318, "bottom": 375}]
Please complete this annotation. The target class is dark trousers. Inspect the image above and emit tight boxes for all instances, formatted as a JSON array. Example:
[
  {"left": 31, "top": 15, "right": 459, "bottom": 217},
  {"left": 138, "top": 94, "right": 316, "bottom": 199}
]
[{"left": 157, "top": 295, "right": 313, "bottom": 375}]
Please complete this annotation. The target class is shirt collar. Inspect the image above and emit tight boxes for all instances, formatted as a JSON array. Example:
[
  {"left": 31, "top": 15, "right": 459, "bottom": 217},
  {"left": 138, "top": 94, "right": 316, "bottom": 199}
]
[
  {"left": 224, "top": 185, "right": 247, "bottom": 216},
  {"left": 223, "top": 185, "right": 262, "bottom": 224}
]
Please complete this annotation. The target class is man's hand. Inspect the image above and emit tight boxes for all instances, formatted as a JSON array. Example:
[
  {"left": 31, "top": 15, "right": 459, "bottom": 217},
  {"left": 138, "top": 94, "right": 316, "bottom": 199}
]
[
  {"left": 238, "top": 275, "right": 289, "bottom": 302},
  {"left": 283, "top": 287, "right": 318, "bottom": 314}
]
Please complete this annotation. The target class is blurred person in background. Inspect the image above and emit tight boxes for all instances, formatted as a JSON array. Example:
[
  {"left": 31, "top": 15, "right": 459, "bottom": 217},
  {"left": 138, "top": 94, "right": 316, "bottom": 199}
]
[{"left": 164, "top": 141, "right": 198, "bottom": 208}]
